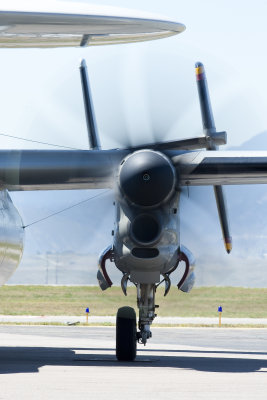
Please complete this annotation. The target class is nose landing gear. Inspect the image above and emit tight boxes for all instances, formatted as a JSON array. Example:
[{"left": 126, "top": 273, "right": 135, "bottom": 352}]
[{"left": 116, "top": 283, "right": 156, "bottom": 361}]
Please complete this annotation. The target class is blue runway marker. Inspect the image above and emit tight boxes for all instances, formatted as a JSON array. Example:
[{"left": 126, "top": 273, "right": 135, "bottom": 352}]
[
  {"left": 85, "top": 307, "right": 90, "bottom": 324},
  {"left": 218, "top": 306, "right": 222, "bottom": 326}
]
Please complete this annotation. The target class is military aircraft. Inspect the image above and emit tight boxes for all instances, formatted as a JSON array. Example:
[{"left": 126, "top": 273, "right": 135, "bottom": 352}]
[{"left": 0, "top": 2, "right": 267, "bottom": 361}]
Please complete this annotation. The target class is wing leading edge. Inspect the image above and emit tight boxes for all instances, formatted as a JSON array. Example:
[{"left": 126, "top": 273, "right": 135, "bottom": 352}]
[
  {"left": 1, "top": 149, "right": 267, "bottom": 190},
  {"left": 0, "top": 149, "right": 129, "bottom": 191},
  {"left": 174, "top": 151, "right": 267, "bottom": 186}
]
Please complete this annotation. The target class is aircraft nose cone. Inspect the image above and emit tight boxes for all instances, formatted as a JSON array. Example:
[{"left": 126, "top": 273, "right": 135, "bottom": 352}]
[{"left": 119, "top": 150, "right": 175, "bottom": 207}]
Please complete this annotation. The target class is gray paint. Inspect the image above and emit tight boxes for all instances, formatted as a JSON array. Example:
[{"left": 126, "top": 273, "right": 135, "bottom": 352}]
[
  {"left": 0, "top": 190, "right": 24, "bottom": 285},
  {"left": 0, "top": 149, "right": 128, "bottom": 191},
  {"left": 113, "top": 150, "right": 180, "bottom": 284},
  {"left": 172, "top": 150, "right": 267, "bottom": 186},
  {"left": 0, "top": 7, "right": 185, "bottom": 47},
  {"left": 1, "top": 148, "right": 267, "bottom": 189}
]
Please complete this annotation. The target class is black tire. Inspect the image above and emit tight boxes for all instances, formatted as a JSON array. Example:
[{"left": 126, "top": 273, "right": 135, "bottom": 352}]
[{"left": 116, "top": 306, "right": 137, "bottom": 361}]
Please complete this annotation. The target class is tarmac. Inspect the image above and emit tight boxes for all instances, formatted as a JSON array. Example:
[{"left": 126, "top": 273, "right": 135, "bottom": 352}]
[
  {"left": 1, "top": 314, "right": 267, "bottom": 325},
  {"left": 0, "top": 325, "right": 267, "bottom": 399}
]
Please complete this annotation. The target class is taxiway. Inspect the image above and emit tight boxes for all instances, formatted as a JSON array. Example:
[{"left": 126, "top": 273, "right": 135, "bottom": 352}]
[{"left": 0, "top": 326, "right": 266, "bottom": 399}]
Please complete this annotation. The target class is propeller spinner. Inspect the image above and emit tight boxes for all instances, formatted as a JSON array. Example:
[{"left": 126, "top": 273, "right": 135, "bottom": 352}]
[{"left": 118, "top": 149, "right": 176, "bottom": 207}]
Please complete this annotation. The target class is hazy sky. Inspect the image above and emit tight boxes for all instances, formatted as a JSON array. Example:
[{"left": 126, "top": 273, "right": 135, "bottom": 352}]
[{"left": 0, "top": 0, "right": 267, "bottom": 151}]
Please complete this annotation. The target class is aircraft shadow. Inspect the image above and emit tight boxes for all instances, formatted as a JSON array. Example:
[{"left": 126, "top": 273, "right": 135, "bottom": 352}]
[
  {"left": 0, "top": 346, "right": 267, "bottom": 374},
  {"left": 139, "top": 348, "right": 267, "bottom": 356}
]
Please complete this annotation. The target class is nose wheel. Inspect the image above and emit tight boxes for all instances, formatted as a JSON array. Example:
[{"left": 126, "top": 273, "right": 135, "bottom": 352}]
[{"left": 116, "top": 306, "right": 137, "bottom": 361}]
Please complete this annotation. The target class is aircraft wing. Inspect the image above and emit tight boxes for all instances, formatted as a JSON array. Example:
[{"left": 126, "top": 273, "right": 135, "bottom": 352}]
[
  {"left": 2, "top": 149, "right": 267, "bottom": 191},
  {"left": 174, "top": 150, "right": 267, "bottom": 186},
  {"left": 0, "top": 149, "right": 129, "bottom": 191}
]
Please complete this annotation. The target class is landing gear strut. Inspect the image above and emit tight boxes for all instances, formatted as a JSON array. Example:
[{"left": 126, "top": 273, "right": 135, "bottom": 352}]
[
  {"left": 136, "top": 283, "right": 156, "bottom": 345},
  {"left": 116, "top": 283, "right": 156, "bottom": 361}
]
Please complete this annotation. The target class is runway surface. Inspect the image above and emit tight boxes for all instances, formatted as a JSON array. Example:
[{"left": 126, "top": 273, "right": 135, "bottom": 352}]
[{"left": 0, "top": 326, "right": 267, "bottom": 399}]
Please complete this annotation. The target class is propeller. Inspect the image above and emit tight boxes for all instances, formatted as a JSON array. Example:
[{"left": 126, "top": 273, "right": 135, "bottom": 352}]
[
  {"left": 104, "top": 48, "right": 197, "bottom": 150},
  {"left": 78, "top": 58, "right": 232, "bottom": 255},
  {"left": 195, "top": 62, "right": 232, "bottom": 253},
  {"left": 79, "top": 59, "right": 100, "bottom": 150}
]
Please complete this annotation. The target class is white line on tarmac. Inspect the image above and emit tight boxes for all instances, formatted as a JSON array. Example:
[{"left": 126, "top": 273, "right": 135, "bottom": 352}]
[{"left": 0, "top": 315, "right": 267, "bottom": 325}]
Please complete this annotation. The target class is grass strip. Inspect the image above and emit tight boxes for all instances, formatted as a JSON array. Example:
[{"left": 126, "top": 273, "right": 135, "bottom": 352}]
[{"left": 1, "top": 285, "right": 267, "bottom": 318}]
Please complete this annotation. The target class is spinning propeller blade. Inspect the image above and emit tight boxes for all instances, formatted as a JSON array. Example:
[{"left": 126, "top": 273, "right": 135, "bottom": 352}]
[
  {"left": 195, "top": 62, "right": 232, "bottom": 253},
  {"left": 79, "top": 59, "right": 100, "bottom": 150}
]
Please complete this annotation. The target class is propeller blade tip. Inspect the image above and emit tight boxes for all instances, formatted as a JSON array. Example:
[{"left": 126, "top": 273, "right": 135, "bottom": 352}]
[
  {"left": 225, "top": 238, "right": 232, "bottom": 254},
  {"left": 195, "top": 62, "right": 205, "bottom": 80},
  {"left": 195, "top": 61, "right": 204, "bottom": 68},
  {"left": 79, "top": 58, "right": 87, "bottom": 68}
]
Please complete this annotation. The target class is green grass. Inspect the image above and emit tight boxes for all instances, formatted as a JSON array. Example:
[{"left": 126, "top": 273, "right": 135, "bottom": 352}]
[{"left": 1, "top": 285, "right": 267, "bottom": 318}]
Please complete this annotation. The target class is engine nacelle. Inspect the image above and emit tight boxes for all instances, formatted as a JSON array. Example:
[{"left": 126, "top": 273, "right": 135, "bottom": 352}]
[
  {"left": 177, "top": 245, "right": 196, "bottom": 293},
  {"left": 113, "top": 149, "right": 180, "bottom": 284},
  {"left": 0, "top": 190, "right": 24, "bottom": 285},
  {"left": 118, "top": 149, "right": 176, "bottom": 208}
]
